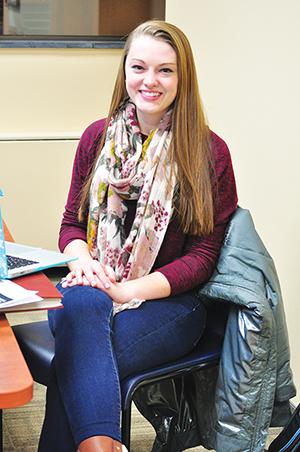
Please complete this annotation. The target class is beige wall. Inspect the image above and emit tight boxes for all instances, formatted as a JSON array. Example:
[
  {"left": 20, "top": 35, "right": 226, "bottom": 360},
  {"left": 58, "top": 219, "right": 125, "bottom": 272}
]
[
  {"left": 0, "top": 47, "right": 122, "bottom": 248},
  {"left": 0, "top": 140, "right": 75, "bottom": 247},
  {"left": 0, "top": 48, "right": 121, "bottom": 139},
  {"left": 167, "top": 0, "right": 300, "bottom": 402}
]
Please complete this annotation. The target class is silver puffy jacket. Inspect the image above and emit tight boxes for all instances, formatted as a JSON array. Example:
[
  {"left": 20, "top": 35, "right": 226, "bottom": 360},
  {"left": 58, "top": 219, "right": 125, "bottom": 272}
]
[{"left": 196, "top": 207, "right": 296, "bottom": 451}]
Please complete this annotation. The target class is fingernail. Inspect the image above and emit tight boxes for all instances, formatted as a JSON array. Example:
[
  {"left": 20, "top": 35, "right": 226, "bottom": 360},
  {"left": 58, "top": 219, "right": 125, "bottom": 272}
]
[{"left": 105, "top": 282, "right": 110, "bottom": 289}]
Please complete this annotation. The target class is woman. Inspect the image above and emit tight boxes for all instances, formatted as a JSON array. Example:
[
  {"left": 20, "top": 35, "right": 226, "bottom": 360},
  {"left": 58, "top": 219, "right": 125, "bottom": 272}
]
[{"left": 39, "top": 20, "right": 237, "bottom": 452}]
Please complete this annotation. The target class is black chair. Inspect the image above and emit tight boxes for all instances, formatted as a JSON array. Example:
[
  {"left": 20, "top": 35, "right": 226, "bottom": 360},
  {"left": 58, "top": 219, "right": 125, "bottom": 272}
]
[{"left": 12, "top": 304, "right": 226, "bottom": 450}]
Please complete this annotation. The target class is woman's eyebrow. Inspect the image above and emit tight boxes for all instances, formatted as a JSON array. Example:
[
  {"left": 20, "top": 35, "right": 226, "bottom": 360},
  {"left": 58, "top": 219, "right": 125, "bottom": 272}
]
[
  {"left": 129, "top": 58, "right": 145, "bottom": 64},
  {"left": 158, "top": 62, "right": 177, "bottom": 67}
]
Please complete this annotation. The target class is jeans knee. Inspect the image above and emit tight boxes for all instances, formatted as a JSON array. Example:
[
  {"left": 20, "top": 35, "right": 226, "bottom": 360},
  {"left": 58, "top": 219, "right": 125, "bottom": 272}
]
[{"left": 51, "top": 285, "right": 113, "bottom": 331}]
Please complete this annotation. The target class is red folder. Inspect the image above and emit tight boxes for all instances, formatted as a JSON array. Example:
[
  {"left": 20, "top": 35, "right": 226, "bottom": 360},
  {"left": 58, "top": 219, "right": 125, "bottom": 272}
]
[{"left": 14, "top": 272, "right": 61, "bottom": 298}]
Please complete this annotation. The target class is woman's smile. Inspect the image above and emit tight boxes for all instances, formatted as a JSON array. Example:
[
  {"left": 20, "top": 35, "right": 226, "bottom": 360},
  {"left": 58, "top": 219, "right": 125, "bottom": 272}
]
[{"left": 140, "top": 90, "right": 162, "bottom": 99}]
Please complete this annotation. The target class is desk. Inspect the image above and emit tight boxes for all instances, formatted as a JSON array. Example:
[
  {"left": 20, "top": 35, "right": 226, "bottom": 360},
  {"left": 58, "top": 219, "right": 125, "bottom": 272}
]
[
  {"left": 0, "top": 315, "right": 34, "bottom": 450},
  {"left": 0, "top": 222, "right": 33, "bottom": 452}
]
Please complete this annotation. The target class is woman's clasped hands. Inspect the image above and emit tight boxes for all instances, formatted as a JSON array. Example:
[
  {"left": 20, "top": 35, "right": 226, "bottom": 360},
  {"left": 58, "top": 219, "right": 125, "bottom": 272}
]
[
  {"left": 62, "top": 257, "right": 116, "bottom": 289},
  {"left": 61, "top": 257, "right": 135, "bottom": 305}
]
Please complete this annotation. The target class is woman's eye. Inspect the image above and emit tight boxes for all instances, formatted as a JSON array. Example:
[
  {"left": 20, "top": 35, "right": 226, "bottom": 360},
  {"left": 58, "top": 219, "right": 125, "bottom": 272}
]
[
  {"left": 132, "top": 65, "right": 144, "bottom": 71},
  {"left": 160, "top": 68, "right": 173, "bottom": 73}
]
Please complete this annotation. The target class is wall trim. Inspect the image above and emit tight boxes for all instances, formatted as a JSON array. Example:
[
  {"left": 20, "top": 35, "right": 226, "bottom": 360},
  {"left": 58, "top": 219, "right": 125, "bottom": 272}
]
[{"left": 0, "top": 132, "right": 81, "bottom": 142}]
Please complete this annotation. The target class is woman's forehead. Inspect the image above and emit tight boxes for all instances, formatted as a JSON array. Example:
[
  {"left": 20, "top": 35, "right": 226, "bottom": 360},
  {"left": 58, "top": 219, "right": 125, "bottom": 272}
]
[{"left": 127, "top": 35, "right": 177, "bottom": 62}]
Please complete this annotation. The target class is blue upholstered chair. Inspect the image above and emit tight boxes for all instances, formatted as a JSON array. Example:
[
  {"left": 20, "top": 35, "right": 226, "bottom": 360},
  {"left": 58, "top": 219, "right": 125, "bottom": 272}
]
[{"left": 12, "top": 303, "right": 226, "bottom": 450}]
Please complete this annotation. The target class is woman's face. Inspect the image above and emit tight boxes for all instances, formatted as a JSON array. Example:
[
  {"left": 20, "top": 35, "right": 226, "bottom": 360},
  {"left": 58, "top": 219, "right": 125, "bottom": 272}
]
[{"left": 125, "top": 35, "right": 178, "bottom": 134}]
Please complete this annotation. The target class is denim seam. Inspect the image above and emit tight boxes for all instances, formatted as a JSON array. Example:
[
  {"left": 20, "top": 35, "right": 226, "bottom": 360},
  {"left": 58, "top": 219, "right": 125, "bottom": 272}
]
[{"left": 105, "top": 308, "right": 122, "bottom": 418}]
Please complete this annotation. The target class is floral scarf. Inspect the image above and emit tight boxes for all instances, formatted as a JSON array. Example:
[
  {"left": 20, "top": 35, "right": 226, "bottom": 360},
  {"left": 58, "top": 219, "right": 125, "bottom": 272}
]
[{"left": 87, "top": 102, "right": 176, "bottom": 312}]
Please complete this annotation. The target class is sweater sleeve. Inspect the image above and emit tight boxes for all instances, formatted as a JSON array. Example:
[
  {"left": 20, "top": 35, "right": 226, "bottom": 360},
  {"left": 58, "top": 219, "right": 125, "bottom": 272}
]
[
  {"left": 156, "top": 131, "right": 238, "bottom": 295},
  {"left": 58, "top": 119, "right": 106, "bottom": 252}
]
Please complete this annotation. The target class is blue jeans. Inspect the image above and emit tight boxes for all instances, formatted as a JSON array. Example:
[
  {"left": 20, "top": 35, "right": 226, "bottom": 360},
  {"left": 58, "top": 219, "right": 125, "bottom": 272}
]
[{"left": 38, "top": 283, "right": 206, "bottom": 451}]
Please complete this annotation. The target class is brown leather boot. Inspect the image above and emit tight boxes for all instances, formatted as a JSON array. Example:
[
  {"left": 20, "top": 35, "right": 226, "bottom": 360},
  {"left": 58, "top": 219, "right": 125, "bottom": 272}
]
[{"left": 78, "top": 436, "right": 127, "bottom": 452}]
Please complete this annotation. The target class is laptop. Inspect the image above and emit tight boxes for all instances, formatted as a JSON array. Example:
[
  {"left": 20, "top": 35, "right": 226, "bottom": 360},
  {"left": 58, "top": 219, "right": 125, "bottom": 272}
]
[{"left": 0, "top": 189, "right": 76, "bottom": 279}]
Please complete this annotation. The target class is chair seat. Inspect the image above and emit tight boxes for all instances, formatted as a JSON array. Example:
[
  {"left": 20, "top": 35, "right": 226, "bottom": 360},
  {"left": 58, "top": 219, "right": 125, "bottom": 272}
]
[{"left": 121, "top": 330, "right": 222, "bottom": 409}]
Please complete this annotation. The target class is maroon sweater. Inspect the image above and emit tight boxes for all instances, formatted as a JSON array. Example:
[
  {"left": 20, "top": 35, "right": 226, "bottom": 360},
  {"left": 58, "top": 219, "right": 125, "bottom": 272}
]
[{"left": 59, "top": 119, "right": 238, "bottom": 295}]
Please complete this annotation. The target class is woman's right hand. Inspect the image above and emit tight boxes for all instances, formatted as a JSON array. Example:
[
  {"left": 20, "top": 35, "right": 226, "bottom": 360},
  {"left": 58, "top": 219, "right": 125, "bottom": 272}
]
[
  {"left": 62, "top": 258, "right": 116, "bottom": 290},
  {"left": 61, "top": 239, "right": 116, "bottom": 290}
]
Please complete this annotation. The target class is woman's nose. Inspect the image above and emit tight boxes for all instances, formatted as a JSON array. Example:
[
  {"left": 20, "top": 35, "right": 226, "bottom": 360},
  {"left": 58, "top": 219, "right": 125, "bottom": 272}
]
[{"left": 143, "top": 70, "right": 157, "bottom": 87}]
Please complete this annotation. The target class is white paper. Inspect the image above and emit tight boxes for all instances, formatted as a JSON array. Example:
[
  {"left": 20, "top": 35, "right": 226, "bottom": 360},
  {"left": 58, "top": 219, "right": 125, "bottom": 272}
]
[{"left": 0, "top": 279, "right": 43, "bottom": 308}]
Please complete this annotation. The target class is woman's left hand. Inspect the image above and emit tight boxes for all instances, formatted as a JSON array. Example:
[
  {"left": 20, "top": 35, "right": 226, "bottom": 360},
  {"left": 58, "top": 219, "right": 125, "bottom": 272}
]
[{"left": 104, "top": 281, "right": 137, "bottom": 305}]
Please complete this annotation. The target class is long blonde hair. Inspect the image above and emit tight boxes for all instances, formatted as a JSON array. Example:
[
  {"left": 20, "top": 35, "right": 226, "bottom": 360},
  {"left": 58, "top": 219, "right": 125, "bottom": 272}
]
[{"left": 79, "top": 20, "right": 214, "bottom": 235}]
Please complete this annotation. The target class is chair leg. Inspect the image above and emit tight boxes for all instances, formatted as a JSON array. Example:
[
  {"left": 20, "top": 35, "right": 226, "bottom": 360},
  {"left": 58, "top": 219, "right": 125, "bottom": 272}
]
[
  {"left": 122, "top": 404, "right": 132, "bottom": 451},
  {"left": 0, "top": 409, "right": 3, "bottom": 452}
]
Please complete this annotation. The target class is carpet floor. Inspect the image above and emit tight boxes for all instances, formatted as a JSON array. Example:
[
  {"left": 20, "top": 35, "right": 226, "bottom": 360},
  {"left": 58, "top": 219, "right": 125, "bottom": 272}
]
[
  {"left": 2, "top": 387, "right": 282, "bottom": 452},
  {"left": 3, "top": 379, "right": 208, "bottom": 451}
]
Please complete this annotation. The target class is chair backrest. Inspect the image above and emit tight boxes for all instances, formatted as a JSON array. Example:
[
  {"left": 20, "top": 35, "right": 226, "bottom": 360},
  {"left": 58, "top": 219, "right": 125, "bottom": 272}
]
[{"left": 13, "top": 320, "right": 55, "bottom": 386}]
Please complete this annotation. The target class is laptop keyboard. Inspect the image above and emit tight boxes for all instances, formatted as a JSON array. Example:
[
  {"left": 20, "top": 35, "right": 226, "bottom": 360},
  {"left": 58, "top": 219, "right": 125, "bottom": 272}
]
[{"left": 7, "top": 255, "right": 39, "bottom": 270}]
